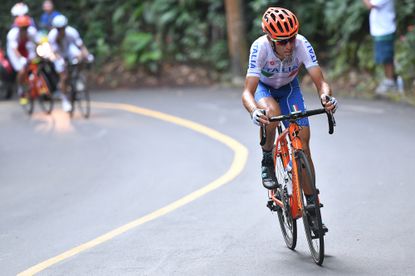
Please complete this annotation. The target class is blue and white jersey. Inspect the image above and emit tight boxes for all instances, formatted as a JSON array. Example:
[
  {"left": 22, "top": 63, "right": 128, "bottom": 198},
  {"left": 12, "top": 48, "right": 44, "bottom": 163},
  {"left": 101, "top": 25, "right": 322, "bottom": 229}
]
[{"left": 246, "top": 34, "right": 319, "bottom": 89}]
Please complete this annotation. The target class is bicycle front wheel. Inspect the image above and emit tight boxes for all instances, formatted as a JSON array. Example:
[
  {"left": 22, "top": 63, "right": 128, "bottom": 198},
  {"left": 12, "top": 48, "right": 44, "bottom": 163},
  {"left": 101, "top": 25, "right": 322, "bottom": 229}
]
[
  {"left": 21, "top": 87, "right": 34, "bottom": 115},
  {"left": 275, "top": 152, "right": 297, "bottom": 250},
  {"left": 71, "top": 76, "right": 90, "bottom": 118},
  {"left": 37, "top": 72, "right": 54, "bottom": 114},
  {"left": 297, "top": 150, "right": 324, "bottom": 265}
]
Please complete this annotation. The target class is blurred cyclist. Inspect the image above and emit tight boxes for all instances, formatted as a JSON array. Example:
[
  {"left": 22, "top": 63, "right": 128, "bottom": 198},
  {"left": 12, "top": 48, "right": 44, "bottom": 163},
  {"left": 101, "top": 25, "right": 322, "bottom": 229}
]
[
  {"left": 48, "top": 15, "right": 93, "bottom": 112},
  {"left": 6, "top": 15, "right": 38, "bottom": 105},
  {"left": 242, "top": 7, "right": 338, "bottom": 192}
]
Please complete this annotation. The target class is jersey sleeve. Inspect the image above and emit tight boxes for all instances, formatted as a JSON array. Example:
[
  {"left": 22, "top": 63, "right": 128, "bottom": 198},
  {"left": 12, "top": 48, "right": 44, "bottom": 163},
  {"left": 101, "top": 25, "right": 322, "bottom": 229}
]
[
  {"left": 246, "top": 39, "right": 266, "bottom": 78},
  {"left": 7, "top": 29, "right": 18, "bottom": 49},
  {"left": 69, "top": 27, "right": 84, "bottom": 48},
  {"left": 28, "top": 26, "right": 39, "bottom": 44},
  {"left": 297, "top": 36, "right": 319, "bottom": 69},
  {"left": 47, "top": 30, "right": 59, "bottom": 52}
]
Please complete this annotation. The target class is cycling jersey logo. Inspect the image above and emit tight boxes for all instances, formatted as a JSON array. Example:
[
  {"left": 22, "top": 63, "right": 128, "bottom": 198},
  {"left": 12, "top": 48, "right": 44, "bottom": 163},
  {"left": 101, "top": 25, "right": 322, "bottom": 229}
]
[
  {"left": 304, "top": 39, "right": 317, "bottom": 63},
  {"left": 249, "top": 43, "right": 259, "bottom": 69},
  {"left": 261, "top": 70, "right": 273, "bottom": 77},
  {"left": 262, "top": 64, "right": 299, "bottom": 75}
]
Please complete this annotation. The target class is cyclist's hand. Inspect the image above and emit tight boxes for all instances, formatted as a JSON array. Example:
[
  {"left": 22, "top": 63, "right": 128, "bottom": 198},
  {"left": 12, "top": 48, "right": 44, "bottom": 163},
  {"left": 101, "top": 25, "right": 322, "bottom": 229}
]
[
  {"left": 19, "top": 56, "right": 27, "bottom": 67},
  {"left": 251, "top": 108, "right": 268, "bottom": 126},
  {"left": 321, "top": 94, "right": 338, "bottom": 113},
  {"left": 86, "top": 54, "right": 94, "bottom": 63}
]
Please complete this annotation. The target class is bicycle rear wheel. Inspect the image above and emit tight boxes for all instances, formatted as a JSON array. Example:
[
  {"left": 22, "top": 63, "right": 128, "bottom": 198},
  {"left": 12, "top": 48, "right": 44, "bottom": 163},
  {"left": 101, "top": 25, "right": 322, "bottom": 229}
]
[
  {"left": 296, "top": 150, "right": 324, "bottom": 265},
  {"left": 70, "top": 75, "right": 90, "bottom": 118},
  {"left": 275, "top": 151, "right": 297, "bottom": 250},
  {"left": 37, "top": 72, "right": 54, "bottom": 114}
]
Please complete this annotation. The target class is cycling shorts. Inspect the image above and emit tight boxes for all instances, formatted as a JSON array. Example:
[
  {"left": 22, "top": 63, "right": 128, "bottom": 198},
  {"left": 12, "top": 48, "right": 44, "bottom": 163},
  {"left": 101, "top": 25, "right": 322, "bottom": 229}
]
[{"left": 254, "top": 77, "right": 309, "bottom": 127}]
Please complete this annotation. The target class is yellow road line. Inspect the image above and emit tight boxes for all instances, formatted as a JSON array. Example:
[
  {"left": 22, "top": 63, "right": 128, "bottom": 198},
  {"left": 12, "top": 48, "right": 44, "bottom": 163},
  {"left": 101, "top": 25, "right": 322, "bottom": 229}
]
[{"left": 18, "top": 102, "right": 248, "bottom": 275}]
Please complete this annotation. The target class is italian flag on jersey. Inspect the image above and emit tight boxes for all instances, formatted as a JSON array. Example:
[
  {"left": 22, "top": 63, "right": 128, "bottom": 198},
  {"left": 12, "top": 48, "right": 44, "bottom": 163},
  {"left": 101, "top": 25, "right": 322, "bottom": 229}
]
[{"left": 291, "top": 104, "right": 299, "bottom": 113}]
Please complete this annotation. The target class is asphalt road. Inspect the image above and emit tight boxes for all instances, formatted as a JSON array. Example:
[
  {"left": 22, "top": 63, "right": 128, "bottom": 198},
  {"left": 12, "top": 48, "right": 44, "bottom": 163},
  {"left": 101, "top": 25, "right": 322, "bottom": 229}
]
[{"left": 1, "top": 87, "right": 415, "bottom": 275}]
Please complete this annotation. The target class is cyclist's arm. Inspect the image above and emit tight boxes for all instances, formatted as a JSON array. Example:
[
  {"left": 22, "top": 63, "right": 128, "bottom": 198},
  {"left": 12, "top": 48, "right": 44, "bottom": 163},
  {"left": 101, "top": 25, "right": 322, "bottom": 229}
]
[
  {"left": 307, "top": 66, "right": 332, "bottom": 98},
  {"left": 242, "top": 76, "right": 269, "bottom": 125},
  {"left": 362, "top": 0, "right": 374, "bottom": 9},
  {"left": 242, "top": 76, "right": 260, "bottom": 114},
  {"left": 307, "top": 66, "right": 337, "bottom": 111}
]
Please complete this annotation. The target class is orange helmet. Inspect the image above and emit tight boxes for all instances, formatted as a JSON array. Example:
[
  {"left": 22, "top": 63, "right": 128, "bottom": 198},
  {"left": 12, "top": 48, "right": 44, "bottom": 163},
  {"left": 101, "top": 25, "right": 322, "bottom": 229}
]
[
  {"left": 262, "top": 7, "right": 299, "bottom": 40},
  {"left": 14, "top": 15, "right": 31, "bottom": 28}
]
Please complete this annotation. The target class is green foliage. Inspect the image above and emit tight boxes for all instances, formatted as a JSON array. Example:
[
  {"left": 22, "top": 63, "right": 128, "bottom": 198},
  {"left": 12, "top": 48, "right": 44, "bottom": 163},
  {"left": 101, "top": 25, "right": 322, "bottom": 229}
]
[
  {"left": 121, "top": 31, "right": 161, "bottom": 72},
  {"left": 1, "top": 0, "right": 415, "bottom": 87}
]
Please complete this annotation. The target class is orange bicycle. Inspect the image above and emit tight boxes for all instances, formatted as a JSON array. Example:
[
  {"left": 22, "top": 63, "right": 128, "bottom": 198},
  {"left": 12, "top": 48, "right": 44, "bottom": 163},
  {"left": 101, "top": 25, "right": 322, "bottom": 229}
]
[
  {"left": 21, "top": 58, "right": 53, "bottom": 115},
  {"left": 261, "top": 107, "right": 335, "bottom": 265}
]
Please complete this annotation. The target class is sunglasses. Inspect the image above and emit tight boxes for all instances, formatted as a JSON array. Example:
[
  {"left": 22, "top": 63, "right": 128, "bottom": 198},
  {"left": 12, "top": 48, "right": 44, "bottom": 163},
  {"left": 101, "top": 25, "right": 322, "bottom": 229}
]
[{"left": 271, "top": 35, "right": 297, "bottom": 46}]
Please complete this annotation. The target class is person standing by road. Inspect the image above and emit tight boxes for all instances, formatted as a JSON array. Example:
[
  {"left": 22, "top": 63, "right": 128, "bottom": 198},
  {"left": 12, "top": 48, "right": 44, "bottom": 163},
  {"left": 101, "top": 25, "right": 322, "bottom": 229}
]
[
  {"left": 39, "top": 0, "right": 61, "bottom": 32},
  {"left": 362, "top": 0, "right": 404, "bottom": 95}
]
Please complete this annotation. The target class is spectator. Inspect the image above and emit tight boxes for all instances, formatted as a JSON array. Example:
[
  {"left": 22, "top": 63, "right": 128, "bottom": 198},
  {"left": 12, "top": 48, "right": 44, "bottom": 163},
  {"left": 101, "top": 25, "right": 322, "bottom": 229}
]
[
  {"left": 362, "top": 0, "right": 404, "bottom": 95},
  {"left": 39, "top": 0, "right": 61, "bottom": 32}
]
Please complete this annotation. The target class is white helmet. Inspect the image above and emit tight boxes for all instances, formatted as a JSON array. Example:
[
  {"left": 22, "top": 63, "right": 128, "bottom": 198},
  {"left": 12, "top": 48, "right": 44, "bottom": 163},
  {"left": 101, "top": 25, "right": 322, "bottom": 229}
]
[
  {"left": 52, "top": 15, "right": 68, "bottom": 28},
  {"left": 11, "top": 2, "right": 29, "bottom": 17}
]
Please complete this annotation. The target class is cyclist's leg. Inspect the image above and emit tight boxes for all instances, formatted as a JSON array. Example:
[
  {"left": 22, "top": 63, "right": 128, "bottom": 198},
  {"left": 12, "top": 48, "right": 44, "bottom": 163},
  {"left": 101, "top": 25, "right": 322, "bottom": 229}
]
[
  {"left": 7, "top": 48, "right": 27, "bottom": 100},
  {"left": 278, "top": 78, "right": 315, "bottom": 196},
  {"left": 53, "top": 57, "right": 71, "bottom": 111},
  {"left": 255, "top": 82, "right": 281, "bottom": 188},
  {"left": 255, "top": 84, "right": 281, "bottom": 151}
]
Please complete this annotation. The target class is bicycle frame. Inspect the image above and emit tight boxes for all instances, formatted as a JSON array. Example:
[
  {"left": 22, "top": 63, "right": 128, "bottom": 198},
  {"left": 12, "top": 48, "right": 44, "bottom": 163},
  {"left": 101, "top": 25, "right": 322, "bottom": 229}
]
[
  {"left": 263, "top": 108, "right": 335, "bottom": 219},
  {"left": 26, "top": 61, "right": 48, "bottom": 98},
  {"left": 268, "top": 121, "right": 304, "bottom": 219}
]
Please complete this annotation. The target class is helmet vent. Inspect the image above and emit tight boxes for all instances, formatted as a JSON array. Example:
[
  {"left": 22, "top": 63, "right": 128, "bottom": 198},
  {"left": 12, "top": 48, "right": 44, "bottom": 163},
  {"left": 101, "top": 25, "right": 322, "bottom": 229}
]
[
  {"left": 288, "top": 18, "right": 293, "bottom": 28},
  {"left": 276, "top": 22, "right": 284, "bottom": 33},
  {"left": 283, "top": 22, "right": 289, "bottom": 32}
]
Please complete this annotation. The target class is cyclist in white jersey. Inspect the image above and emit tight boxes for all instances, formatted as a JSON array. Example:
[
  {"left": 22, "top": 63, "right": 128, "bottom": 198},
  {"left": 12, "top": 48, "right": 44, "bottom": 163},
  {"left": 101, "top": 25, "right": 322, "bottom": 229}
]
[
  {"left": 242, "top": 7, "right": 338, "bottom": 191},
  {"left": 48, "top": 15, "right": 93, "bottom": 112}
]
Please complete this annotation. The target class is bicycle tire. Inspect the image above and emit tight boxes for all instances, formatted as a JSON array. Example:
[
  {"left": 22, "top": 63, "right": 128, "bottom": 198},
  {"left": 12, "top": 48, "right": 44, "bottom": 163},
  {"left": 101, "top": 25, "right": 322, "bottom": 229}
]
[
  {"left": 37, "top": 71, "right": 54, "bottom": 114},
  {"left": 275, "top": 149, "right": 297, "bottom": 250},
  {"left": 21, "top": 86, "right": 34, "bottom": 115},
  {"left": 70, "top": 75, "right": 90, "bottom": 118},
  {"left": 296, "top": 150, "right": 325, "bottom": 265},
  {"left": 0, "top": 80, "right": 8, "bottom": 99}
]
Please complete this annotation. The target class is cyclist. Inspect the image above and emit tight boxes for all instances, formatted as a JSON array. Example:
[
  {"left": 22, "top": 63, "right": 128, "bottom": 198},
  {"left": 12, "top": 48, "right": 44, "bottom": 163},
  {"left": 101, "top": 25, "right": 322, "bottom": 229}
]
[
  {"left": 6, "top": 15, "right": 38, "bottom": 105},
  {"left": 48, "top": 15, "right": 93, "bottom": 112},
  {"left": 242, "top": 7, "right": 338, "bottom": 196}
]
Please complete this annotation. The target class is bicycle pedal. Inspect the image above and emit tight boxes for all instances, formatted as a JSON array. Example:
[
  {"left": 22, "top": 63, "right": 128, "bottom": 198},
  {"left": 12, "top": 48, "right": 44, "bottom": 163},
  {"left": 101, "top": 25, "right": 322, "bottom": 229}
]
[
  {"left": 266, "top": 200, "right": 280, "bottom": 212},
  {"left": 304, "top": 204, "right": 316, "bottom": 211}
]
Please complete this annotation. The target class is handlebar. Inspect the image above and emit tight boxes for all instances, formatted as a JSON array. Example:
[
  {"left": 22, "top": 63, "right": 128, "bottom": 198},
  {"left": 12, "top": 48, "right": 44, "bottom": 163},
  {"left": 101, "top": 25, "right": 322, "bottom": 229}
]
[{"left": 259, "top": 108, "right": 336, "bottom": 146}]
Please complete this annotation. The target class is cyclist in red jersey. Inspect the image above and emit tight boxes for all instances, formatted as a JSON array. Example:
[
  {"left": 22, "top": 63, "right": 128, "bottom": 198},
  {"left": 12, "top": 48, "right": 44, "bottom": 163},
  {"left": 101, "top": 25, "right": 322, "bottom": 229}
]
[{"left": 6, "top": 15, "right": 38, "bottom": 105}]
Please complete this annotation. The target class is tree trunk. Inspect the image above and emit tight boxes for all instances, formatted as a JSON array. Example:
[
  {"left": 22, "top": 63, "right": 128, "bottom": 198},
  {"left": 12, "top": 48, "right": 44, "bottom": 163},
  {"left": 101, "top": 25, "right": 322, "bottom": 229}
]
[{"left": 224, "top": 0, "right": 248, "bottom": 80}]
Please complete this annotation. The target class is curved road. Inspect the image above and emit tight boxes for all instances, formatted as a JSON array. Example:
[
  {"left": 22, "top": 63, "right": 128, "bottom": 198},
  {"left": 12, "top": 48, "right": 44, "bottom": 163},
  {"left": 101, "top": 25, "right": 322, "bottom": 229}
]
[{"left": 1, "top": 88, "right": 414, "bottom": 275}]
